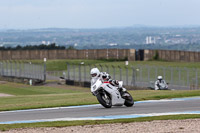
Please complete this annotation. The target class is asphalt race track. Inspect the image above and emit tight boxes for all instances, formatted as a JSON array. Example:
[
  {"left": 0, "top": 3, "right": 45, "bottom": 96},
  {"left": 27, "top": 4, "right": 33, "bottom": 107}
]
[{"left": 0, "top": 97, "right": 200, "bottom": 124}]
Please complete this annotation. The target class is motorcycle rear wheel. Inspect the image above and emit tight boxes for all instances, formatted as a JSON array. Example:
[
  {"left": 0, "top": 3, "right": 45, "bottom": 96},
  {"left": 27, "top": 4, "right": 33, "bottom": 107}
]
[
  {"left": 123, "top": 92, "right": 134, "bottom": 107},
  {"left": 96, "top": 92, "right": 112, "bottom": 108}
]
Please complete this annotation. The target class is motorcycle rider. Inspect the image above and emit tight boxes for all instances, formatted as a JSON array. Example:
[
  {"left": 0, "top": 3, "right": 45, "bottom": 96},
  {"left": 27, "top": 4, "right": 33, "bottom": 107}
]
[
  {"left": 90, "top": 68, "right": 126, "bottom": 95},
  {"left": 154, "top": 76, "right": 168, "bottom": 90}
]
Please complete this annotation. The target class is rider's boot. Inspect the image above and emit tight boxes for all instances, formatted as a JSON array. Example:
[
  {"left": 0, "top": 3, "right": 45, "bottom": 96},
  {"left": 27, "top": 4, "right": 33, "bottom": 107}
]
[{"left": 118, "top": 87, "right": 128, "bottom": 97}]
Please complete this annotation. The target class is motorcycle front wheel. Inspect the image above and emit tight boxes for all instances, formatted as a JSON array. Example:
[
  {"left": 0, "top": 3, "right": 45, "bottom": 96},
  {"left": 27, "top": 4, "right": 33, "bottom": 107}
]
[
  {"left": 96, "top": 92, "right": 112, "bottom": 108},
  {"left": 123, "top": 92, "right": 134, "bottom": 107}
]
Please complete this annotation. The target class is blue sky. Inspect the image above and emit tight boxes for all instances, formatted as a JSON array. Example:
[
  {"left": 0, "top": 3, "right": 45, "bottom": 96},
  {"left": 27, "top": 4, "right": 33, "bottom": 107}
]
[{"left": 0, "top": 0, "right": 200, "bottom": 29}]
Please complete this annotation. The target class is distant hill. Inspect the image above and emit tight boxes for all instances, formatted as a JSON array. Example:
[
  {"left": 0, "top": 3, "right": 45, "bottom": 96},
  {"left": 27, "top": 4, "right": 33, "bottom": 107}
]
[{"left": 0, "top": 27, "right": 200, "bottom": 51}]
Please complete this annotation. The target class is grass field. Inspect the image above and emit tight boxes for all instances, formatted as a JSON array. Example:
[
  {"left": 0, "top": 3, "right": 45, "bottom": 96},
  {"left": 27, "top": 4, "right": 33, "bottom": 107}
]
[
  {"left": 0, "top": 82, "right": 200, "bottom": 130},
  {"left": 1, "top": 82, "right": 200, "bottom": 111}
]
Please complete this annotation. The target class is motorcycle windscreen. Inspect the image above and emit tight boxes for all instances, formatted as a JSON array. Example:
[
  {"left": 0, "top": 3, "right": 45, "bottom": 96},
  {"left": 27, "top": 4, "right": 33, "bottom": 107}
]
[{"left": 91, "top": 78, "right": 102, "bottom": 92}]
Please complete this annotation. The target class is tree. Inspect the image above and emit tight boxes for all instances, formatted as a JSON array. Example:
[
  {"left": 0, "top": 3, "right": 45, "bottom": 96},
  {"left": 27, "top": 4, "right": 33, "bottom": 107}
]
[{"left": 153, "top": 50, "right": 159, "bottom": 60}]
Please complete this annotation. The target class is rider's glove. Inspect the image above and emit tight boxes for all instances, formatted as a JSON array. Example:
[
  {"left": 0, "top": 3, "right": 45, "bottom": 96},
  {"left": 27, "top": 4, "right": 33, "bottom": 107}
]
[{"left": 114, "top": 80, "right": 119, "bottom": 85}]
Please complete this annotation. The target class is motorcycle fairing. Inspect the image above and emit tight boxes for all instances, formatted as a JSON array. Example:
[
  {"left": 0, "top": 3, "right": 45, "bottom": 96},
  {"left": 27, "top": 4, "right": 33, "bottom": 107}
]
[{"left": 101, "top": 83, "right": 125, "bottom": 106}]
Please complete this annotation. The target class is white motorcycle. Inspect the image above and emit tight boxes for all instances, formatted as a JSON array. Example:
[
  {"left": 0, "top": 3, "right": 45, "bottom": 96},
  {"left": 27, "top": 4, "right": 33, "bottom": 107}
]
[
  {"left": 157, "top": 83, "right": 169, "bottom": 90},
  {"left": 91, "top": 78, "right": 134, "bottom": 108}
]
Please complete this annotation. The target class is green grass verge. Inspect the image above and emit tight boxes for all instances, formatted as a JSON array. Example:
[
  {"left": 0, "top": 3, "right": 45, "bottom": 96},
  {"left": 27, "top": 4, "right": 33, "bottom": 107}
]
[
  {"left": 1, "top": 114, "right": 200, "bottom": 131},
  {"left": 0, "top": 82, "right": 96, "bottom": 111},
  {"left": 1, "top": 82, "right": 200, "bottom": 111},
  {"left": 0, "top": 82, "right": 200, "bottom": 131},
  {"left": 0, "top": 84, "right": 80, "bottom": 95}
]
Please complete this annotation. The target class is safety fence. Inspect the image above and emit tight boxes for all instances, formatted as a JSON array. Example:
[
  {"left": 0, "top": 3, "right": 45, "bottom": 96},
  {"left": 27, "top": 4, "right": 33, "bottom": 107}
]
[
  {"left": 59, "top": 64, "right": 200, "bottom": 90},
  {"left": 0, "top": 61, "right": 45, "bottom": 81},
  {"left": 2, "top": 60, "right": 198, "bottom": 90},
  {"left": 134, "top": 65, "right": 200, "bottom": 90}
]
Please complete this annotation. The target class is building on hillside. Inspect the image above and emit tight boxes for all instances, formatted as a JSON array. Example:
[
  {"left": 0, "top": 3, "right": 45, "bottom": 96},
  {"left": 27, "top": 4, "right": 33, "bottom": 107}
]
[{"left": 146, "top": 36, "right": 156, "bottom": 44}]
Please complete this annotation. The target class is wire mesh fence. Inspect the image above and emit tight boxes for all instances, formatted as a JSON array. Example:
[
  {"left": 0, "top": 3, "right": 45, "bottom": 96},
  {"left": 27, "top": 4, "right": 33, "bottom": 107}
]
[
  {"left": 2, "top": 60, "right": 198, "bottom": 90},
  {"left": 0, "top": 61, "right": 45, "bottom": 81},
  {"left": 64, "top": 64, "right": 136, "bottom": 86},
  {"left": 134, "top": 65, "right": 200, "bottom": 90},
  {"left": 63, "top": 63, "right": 200, "bottom": 90}
]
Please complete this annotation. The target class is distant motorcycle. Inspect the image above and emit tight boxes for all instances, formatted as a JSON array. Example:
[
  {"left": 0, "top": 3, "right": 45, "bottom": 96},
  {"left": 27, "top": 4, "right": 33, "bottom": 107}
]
[
  {"left": 157, "top": 83, "right": 169, "bottom": 90},
  {"left": 91, "top": 78, "right": 134, "bottom": 108}
]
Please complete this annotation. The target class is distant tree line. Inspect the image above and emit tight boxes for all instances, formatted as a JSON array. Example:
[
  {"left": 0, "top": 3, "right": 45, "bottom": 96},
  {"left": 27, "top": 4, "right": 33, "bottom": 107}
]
[{"left": 0, "top": 43, "right": 75, "bottom": 50}]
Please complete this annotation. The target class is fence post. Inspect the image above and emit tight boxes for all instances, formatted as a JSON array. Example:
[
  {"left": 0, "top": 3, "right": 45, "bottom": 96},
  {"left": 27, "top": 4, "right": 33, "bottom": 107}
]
[
  {"left": 170, "top": 67, "right": 173, "bottom": 85},
  {"left": 2, "top": 61, "right": 4, "bottom": 76},
  {"left": 5, "top": 61, "right": 8, "bottom": 76},
  {"left": 178, "top": 67, "right": 181, "bottom": 85},
  {"left": 112, "top": 65, "right": 116, "bottom": 80},
  {"left": 155, "top": 66, "right": 158, "bottom": 80},
  {"left": 84, "top": 64, "right": 86, "bottom": 82},
  {"left": 105, "top": 65, "right": 109, "bottom": 74},
  {"left": 147, "top": 65, "right": 150, "bottom": 82},
  {"left": 139, "top": 65, "right": 142, "bottom": 82},
  {"left": 125, "top": 66, "right": 128, "bottom": 86},
  {"left": 88, "top": 64, "right": 92, "bottom": 82},
  {"left": 118, "top": 66, "right": 122, "bottom": 81},
  {"left": 89, "top": 65, "right": 92, "bottom": 82},
  {"left": 44, "top": 60, "right": 46, "bottom": 81},
  {"left": 34, "top": 64, "right": 37, "bottom": 79},
  {"left": 37, "top": 64, "right": 40, "bottom": 79},
  {"left": 39, "top": 65, "right": 42, "bottom": 80},
  {"left": 25, "top": 62, "right": 27, "bottom": 78},
  {"left": 99, "top": 64, "right": 103, "bottom": 71},
  {"left": 131, "top": 66, "right": 136, "bottom": 86},
  {"left": 32, "top": 62, "right": 34, "bottom": 79},
  {"left": 11, "top": 61, "right": 13, "bottom": 76},
  {"left": 14, "top": 61, "right": 17, "bottom": 77},
  {"left": 10, "top": 61, "right": 13, "bottom": 76},
  {"left": 0, "top": 62, "right": 1, "bottom": 76},
  {"left": 1, "top": 61, "right": 4, "bottom": 76},
  {"left": 32, "top": 63, "right": 34, "bottom": 79},
  {"left": 73, "top": 64, "right": 76, "bottom": 81},
  {"left": 19, "top": 61, "right": 22, "bottom": 77},
  {"left": 24, "top": 62, "right": 26, "bottom": 78},
  {"left": 195, "top": 69, "right": 198, "bottom": 89},
  {"left": 67, "top": 63, "right": 70, "bottom": 80},
  {"left": 29, "top": 62, "right": 32, "bottom": 79},
  {"left": 186, "top": 68, "right": 189, "bottom": 87},
  {"left": 79, "top": 64, "right": 81, "bottom": 82},
  {"left": 163, "top": 67, "right": 166, "bottom": 80}
]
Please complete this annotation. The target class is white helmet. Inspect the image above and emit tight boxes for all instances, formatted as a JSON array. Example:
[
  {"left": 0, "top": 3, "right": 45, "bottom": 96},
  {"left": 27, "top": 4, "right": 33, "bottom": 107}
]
[
  {"left": 157, "top": 76, "right": 162, "bottom": 80},
  {"left": 90, "top": 68, "right": 100, "bottom": 78}
]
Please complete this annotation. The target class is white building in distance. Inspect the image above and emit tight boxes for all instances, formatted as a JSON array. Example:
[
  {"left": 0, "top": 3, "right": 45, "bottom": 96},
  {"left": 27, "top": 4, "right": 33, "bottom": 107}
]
[{"left": 146, "top": 36, "right": 156, "bottom": 44}]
